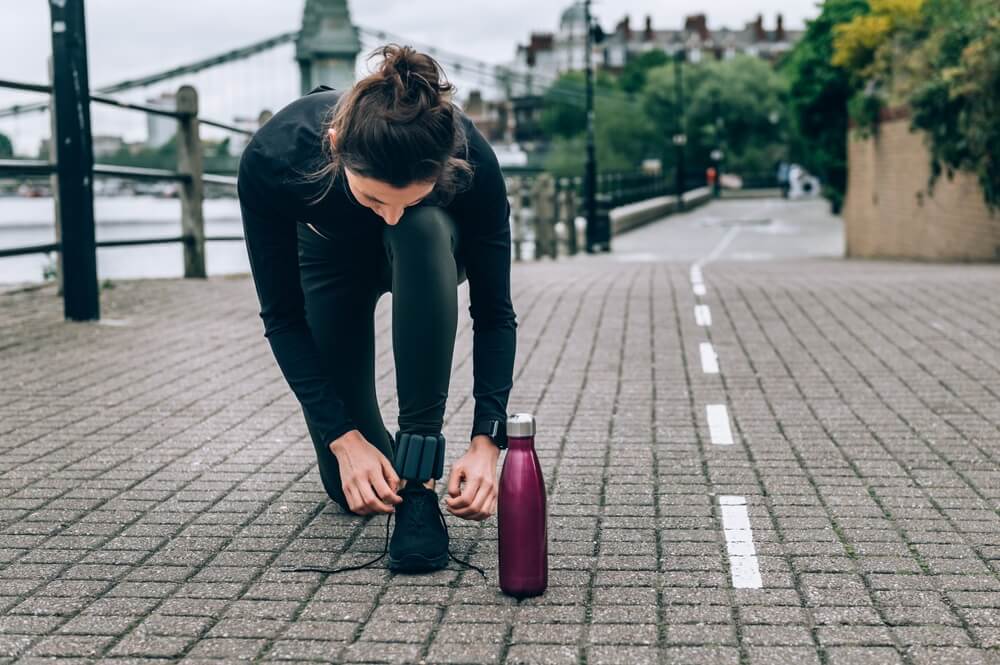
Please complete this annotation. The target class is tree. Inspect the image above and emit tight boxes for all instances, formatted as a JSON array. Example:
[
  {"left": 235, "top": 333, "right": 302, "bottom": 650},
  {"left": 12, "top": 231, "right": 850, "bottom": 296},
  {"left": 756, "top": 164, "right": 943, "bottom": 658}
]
[
  {"left": 619, "top": 49, "right": 670, "bottom": 94},
  {"left": 782, "top": 0, "right": 869, "bottom": 212},
  {"left": 541, "top": 70, "right": 654, "bottom": 175},
  {"left": 643, "top": 55, "right": 790, "bottom": 178},
  {"left": 0, "top": 131, "right": 12, "bottom": 159},
  {"left": 538, "top": 69, "right": 618, "bottom": 138},
  {"left": 909, "top": 0, "right": 1000, "bottom": 207}
]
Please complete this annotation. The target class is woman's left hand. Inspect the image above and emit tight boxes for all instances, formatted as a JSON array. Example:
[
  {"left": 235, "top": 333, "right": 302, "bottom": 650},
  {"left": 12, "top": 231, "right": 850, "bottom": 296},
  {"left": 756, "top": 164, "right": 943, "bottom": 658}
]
[{"left": 445, "top": 435, "right": 501, "bottom": 520}]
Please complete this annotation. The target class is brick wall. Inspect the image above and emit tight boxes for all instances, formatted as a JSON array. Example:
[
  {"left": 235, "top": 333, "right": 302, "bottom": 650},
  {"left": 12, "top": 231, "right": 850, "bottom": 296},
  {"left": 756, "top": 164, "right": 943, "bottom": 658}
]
[{"left": 843, "top": 117, "right": 1000, "bottom": 261}]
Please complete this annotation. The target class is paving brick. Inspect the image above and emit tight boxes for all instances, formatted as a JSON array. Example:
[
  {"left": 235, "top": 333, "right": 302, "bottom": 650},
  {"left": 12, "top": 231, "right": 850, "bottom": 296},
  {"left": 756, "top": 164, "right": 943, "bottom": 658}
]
[
  {"left": 503, "top": 644, "right": 579, "bottom": 665},
  {"left": 4, "top": 199, "right": 1000, "bottom": 663}
]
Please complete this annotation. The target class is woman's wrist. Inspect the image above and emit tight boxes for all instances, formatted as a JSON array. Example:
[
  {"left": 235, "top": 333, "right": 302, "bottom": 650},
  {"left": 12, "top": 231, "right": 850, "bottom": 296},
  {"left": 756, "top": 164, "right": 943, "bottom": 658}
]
[
  {"left": 470, "top": 434, "right": 501, "bottom": 457},
  {"left": 329, "top": 429, "right": 364, "bottom": 456}
]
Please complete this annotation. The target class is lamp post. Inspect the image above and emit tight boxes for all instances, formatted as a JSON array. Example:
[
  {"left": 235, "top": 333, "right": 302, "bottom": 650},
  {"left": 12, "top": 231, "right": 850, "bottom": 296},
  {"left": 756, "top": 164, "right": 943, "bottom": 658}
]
[
  {"left": 711, "top": 88, "right": 724, "bottom": 198},
  {"left": 673, "top": 49, "right": 686, "bottom": 211},
  {"left": 583, "top": 0, "right": 605, "bottom": 252}
]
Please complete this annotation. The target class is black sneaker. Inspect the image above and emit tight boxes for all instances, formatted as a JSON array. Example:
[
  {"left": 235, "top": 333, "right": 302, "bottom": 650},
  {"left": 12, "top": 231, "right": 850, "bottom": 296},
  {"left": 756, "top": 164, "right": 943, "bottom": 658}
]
[
  {"left": 388, "top": 484, "right": 448, "bottom": 572},
  {"left": 280, "top": 487, "right": 487, "bottom": 581}
]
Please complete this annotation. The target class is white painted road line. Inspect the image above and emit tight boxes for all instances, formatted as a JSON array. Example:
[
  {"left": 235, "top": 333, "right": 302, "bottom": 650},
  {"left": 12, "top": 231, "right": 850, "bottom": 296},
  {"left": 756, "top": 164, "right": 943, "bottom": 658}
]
[
  {"left": 704, "top": 225, "right": 742, "bottom": 264},
  {"left": 706, "top": 404, "right": 734, "bottom": 445},
  {"left": 700, "top": 342, "right": 719, "bottom": 374},
  {"left": 719, "top": 495, "right": 763, "bottom": 589},
  {"left": 693, "top": 282, "right": 707, "bottom": 296},
  {"left": 690, "top": 265, "right": 703, "bottom": 285},
  {"left": 695, "top": 305, "right": 712, "bottom": 327}
]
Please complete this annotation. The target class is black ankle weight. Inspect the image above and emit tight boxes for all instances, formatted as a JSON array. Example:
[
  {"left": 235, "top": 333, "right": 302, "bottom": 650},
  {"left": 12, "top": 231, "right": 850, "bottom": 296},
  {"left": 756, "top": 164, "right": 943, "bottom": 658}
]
[{"left": 393, "top": 431, "right": 446, "bottom": 481}]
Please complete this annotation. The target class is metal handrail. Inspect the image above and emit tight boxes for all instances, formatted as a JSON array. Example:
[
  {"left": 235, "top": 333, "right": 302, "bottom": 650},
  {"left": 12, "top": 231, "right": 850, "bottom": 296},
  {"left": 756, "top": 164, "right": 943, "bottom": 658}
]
[
  {"left": 0, "top": 160, "right": 230, "bottom": 184},
  {"left": 0, "top": 159, "right": 53, "bottom": 176},
  {"left": 0, "top": 233, "right": 247, "bottom": 259},
  {"left": 0, "top": 79, "right": 253, "bottom": 135}
]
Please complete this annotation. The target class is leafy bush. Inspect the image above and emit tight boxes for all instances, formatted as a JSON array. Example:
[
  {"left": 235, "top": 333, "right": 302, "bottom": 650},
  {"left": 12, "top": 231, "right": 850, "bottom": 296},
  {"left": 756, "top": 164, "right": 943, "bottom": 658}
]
[
  {"left": 782, "top": 0, "right": 869, "bottom": 213},
  {"left": 827, "top": 0, "right": 1000, "bottom": 208},
  {"left": 909, "top": 0, "right": 999, "bottom": 207}
]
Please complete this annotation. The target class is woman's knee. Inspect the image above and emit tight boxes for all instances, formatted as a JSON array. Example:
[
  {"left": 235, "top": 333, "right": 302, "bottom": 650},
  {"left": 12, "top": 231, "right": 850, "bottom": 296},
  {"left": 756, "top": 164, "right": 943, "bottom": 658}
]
[{"left": 384, "top": 205, "right": 459, "bottom": 256}]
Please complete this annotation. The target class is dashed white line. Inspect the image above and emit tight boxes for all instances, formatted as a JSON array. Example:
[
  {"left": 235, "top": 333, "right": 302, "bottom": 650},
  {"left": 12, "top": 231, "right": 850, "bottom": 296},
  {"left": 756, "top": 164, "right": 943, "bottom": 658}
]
[
  {"left": 694, "top": 305, "right": 712, "bottom": 327},
  {"left": 700, "top": 342, "right": 719, "bottom": 374},
  {"left": 706, "top": 404, "right": 734, "bottom": 445},
  {"left": 693, "top": 282, "right": 707, "bottom": 296},
  {"left": 703, "top": 225, "right": 742, "bottom": 264},
  {"left": 689, "top": 265, "right": 703, "bottom": 284},
  {"left": 719, "top": 495, "right": 763, "bottom": 589}
]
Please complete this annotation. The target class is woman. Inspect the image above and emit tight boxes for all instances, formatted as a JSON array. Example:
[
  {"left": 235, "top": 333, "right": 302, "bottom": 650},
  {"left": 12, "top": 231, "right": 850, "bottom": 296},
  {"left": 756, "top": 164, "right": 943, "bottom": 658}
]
[{"left": 237, "top": 44, "right": 517, "bottom": 574}]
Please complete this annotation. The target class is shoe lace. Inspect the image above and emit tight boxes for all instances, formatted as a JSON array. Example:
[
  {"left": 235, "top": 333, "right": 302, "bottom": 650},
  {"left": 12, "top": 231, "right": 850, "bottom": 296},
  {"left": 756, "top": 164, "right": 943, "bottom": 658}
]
[{"left": 281, "top": 499, "right": 487, "bottom": 581}]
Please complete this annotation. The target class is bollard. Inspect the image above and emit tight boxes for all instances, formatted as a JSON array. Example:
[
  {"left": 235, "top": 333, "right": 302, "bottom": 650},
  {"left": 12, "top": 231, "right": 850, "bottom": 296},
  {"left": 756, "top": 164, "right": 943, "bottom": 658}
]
[
  {"left": 586, "top": 192, "right": 612, "bottom": 253},
  {"left": 176, "top": 85, "right": 206, "bottom": 279},
  {"left": 531, "top": 173, "right": 557, "bottom": 260}
]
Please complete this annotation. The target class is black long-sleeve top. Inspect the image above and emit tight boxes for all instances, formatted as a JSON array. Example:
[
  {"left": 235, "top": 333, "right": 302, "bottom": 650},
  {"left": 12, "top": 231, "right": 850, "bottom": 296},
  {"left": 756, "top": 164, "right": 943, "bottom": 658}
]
[{"left": 236, "top": 84, "right": 517, "bottom": 447}]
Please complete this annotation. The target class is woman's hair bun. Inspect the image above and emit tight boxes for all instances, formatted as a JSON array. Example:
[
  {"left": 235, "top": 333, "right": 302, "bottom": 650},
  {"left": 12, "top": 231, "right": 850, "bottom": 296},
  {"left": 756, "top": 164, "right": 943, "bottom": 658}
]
[
  {"left": 372, "top": 43, "right": 456, "bottom": 122},
  {"left": 295, "top": 41, "right": 473, "bottom": 204}
]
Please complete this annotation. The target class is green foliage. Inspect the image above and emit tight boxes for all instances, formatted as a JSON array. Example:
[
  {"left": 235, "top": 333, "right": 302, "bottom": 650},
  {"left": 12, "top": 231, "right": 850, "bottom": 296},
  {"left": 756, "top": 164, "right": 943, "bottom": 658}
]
[
  {"left": 539, "top": 53, "right": 791, "bottom": 184},
  {"left": 826, "top": 0, "right": 1000, "bottom": 208},
  {"left": 541, "top": 70, "right": 655, "bottom": 175},
  {"left": 909, "top": 0, "right": 1000, "bottom": 207},
  {"left": 846, "top": 87, "right": 883, "bottom": 137},
  {"left": 832, "top": 0, "right": 924, "bottom": 74},
  {"left": 538, "top": 70, "right": 618, "bottom": 138},
  {"left": 0, "top": 131, "right": 12, "bottom": 158},
  {"left": 642, "top": 56, "right": 790, "bottom": 177},
  {"left": 782, "top": 0, "right": 869, "bottom": 212},
  {"left": 98, "top": 134, "right": 238, "bottom": 175},
  {"left": 619, "top": 49, "right": 670, "bottom": 93}
]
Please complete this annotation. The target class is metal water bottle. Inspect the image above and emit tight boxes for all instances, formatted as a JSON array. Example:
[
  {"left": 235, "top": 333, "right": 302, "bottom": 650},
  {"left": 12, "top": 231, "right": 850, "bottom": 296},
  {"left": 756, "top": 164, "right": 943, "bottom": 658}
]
[{"left": 498, "top": 413, "right": 548, "bottom": 597}]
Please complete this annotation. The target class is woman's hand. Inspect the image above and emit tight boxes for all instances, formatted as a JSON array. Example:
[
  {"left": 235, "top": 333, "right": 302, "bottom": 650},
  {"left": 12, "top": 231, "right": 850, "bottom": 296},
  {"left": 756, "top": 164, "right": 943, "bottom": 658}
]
[
  {"left": 329, "top": 430, "right": 402, "bottom": 515},
  {"left": 445, "top": 435, "right": 501, "bottom": 521}
]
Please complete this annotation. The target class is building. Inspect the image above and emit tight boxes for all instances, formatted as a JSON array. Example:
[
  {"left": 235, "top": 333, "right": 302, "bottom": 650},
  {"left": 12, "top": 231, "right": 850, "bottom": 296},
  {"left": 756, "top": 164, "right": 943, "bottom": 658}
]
[
  {"left": 508, "top": 2, "right": 803, "bottom": 94},
  {"left": 92, "top": 135, "right": 125, "bottom": 158},
  {"left": 601, "top": 12, "right": 802, "bottom": 70},
  {"left": 460, "top": 91, "right": 532, "bottom": 167},
  {"left": 146, "top": 91, "right": 176, "bottom": 149}
]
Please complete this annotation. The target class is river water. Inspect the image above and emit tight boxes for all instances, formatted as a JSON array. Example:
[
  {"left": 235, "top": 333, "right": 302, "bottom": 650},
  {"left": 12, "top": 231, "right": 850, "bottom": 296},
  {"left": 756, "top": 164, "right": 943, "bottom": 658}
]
[{"left": 0, "top": 195, "right": 250, "bottom": 289}]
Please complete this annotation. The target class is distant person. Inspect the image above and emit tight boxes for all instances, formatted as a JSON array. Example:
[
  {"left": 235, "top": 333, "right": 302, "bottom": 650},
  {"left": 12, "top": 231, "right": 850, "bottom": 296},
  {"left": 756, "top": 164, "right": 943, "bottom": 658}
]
[
  {"left": 237, "top": 44, "right": 516, "bottom": 576},
  {"left": 776, "top": 160, "right": 790, "bottom": 198}
]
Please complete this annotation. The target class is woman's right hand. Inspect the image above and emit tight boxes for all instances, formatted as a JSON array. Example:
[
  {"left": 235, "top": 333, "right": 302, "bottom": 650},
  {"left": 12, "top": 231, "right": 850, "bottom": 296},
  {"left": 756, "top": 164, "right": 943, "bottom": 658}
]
[{"left": 329, "top": 430, "right": 403, "bottom": 515}]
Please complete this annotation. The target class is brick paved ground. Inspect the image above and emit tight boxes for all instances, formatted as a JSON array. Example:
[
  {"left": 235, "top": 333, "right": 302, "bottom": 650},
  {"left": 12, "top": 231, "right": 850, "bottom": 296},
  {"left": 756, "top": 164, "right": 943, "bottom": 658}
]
[{"left": 1, "top": 199, "right": 998, "bottom": 664}]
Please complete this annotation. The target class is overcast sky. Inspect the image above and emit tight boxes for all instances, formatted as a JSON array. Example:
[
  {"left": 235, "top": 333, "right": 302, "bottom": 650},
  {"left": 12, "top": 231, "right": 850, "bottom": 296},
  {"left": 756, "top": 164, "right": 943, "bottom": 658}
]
[{"left": 0, "top": 0, "right": 819, "bottom": 154}]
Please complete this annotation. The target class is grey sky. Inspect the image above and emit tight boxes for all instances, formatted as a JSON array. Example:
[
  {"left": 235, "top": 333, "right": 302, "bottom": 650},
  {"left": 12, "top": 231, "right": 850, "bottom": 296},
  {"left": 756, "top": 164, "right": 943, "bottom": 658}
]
[{"left": 1, "top": 0, "right": 819, "bottom": 154}]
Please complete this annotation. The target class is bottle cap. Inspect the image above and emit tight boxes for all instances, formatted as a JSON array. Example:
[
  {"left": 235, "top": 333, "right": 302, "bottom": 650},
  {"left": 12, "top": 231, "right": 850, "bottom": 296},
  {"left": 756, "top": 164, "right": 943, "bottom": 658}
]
[{"left": 507, "top": 413, "right": 535, "bottom": 437}]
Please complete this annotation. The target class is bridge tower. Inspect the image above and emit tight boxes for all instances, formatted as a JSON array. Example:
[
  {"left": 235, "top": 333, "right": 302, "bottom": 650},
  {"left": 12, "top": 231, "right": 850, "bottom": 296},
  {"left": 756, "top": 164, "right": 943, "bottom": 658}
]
[{"left": 296, "top": 0, "right": 361, "bottom": 95}]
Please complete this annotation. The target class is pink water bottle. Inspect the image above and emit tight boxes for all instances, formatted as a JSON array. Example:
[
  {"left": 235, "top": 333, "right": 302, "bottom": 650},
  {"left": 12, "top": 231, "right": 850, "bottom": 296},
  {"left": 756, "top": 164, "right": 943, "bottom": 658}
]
[{"left": 498, "top": 413, "right": 548, "bottom": 598}]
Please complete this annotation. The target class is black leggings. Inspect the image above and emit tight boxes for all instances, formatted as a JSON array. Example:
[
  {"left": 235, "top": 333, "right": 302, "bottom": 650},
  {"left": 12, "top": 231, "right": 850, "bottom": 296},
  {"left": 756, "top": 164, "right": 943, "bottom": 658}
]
[{"left": 296, "top": 205, "right": 467, "bottom": 514}]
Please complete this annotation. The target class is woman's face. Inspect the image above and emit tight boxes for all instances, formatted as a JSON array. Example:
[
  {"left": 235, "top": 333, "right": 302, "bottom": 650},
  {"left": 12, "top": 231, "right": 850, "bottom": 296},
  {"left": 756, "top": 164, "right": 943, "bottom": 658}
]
[
  {"left": 343, "top": 168, "right": 435, "bottom": 226},
  {"left": 330, "top": 128, "right": 435, "bottom": 226}
]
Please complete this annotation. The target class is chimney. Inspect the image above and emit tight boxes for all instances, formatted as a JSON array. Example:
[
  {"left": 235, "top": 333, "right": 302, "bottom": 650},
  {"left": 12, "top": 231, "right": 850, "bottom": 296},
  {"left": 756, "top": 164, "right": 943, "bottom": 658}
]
[
  {"left": 619, "top": 15, "right": 631, "bottom": 40},
  {"left": 684, "top": 13, "right": 709, "bottom": 41},
  {"left": 643, "top": 15, "right": 654, "bottom": 41},
  {"left": 753, "top": 14, "right": 765, "bottom": 42},
  {"left": 466, "top": 90, "right": 484, "bottom": 115},
  {"left": 776, "top": 13, "right": 786, "bottom": 41}
]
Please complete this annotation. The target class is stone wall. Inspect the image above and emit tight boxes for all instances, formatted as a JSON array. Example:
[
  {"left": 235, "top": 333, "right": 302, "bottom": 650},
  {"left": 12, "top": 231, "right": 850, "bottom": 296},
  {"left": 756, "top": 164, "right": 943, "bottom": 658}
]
[{"left": 843, "top": 116, "right": 999, "bottom": 261}]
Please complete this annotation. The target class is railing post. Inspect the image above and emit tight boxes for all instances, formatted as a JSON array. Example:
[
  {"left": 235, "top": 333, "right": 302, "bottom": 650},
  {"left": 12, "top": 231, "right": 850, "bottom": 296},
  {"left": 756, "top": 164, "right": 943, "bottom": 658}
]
[
  {"left": 587, "top": 192, "right": 612, "bottom": 253},
  {"left": 560, "top": 178, "right": 579, "bottom": 256},
  {"left": 508, "top": 176, "right": 523, "bottom": 262},
  {"left": 49, "top": 0, "right": 99, "bottom": 321},
  {"left": 46, "top": 54, "right": 64, "bottom": 297},
  {"left": 176, "top": 85, "right": 206, "bottom": 279},
  {"left": 531, "top": 173, "right": 556, "bottom": 260}
]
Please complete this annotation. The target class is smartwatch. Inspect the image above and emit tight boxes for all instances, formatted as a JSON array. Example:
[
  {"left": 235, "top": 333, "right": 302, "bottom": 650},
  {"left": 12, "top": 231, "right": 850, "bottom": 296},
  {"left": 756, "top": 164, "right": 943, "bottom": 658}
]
[{"left": 471, "top": 417, "right": 508, "bottom": 450}]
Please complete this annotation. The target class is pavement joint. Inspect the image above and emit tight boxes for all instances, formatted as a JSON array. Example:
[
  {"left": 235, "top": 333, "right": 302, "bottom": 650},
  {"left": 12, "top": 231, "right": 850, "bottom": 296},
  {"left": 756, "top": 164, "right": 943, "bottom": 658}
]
[{"left": 2, "top": 199, "right": 998, "bottom": 663}]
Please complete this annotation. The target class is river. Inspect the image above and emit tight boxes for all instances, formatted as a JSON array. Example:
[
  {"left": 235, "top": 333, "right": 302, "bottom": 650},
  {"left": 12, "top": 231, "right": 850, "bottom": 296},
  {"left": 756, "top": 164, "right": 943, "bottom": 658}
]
[{"left": 0, "top": 195, "right": 250, "bottom": 289}]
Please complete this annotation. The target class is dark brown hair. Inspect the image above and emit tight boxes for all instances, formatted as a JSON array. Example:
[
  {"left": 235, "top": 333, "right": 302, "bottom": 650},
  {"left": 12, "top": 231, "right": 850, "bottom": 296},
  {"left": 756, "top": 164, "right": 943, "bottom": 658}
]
[{"left": 297, "top": 43, "right": 474, "bottom": 207}]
